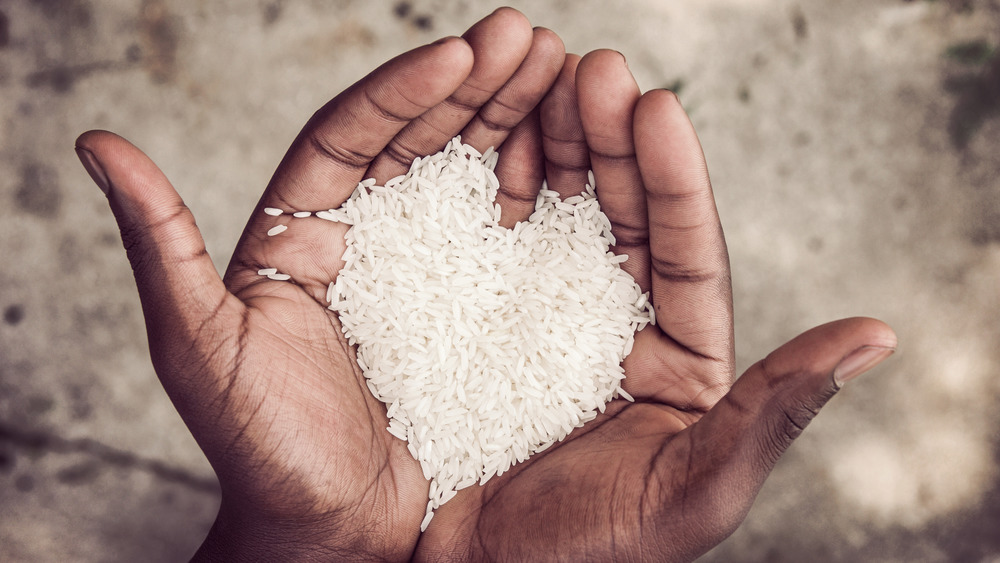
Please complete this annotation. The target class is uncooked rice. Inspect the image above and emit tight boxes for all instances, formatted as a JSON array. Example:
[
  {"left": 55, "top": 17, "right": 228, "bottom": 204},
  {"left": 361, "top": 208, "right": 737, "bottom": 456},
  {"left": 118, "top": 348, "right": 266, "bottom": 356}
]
[{"left": 309, "top": 137, "right": 654, "bottom": 531}]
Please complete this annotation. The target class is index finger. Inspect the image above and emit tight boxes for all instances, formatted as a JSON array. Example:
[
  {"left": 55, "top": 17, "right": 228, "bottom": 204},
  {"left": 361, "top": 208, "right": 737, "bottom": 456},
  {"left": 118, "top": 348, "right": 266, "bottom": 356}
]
[{"left": 261, "top": 37, "right": 474, "bottom": 212}]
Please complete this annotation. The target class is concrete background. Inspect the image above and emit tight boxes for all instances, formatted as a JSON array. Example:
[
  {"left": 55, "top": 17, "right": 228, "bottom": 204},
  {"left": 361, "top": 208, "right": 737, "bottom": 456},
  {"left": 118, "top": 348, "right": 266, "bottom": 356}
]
[{"left": 1, "top": 0, "right": 998, "bottom": 560}]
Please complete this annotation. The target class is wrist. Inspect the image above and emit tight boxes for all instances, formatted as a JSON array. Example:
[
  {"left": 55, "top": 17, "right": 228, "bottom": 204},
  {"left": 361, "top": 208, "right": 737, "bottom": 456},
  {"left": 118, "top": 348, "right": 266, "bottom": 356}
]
[{"left": 192, "top": 499, "right": 407, "bottom": 563}]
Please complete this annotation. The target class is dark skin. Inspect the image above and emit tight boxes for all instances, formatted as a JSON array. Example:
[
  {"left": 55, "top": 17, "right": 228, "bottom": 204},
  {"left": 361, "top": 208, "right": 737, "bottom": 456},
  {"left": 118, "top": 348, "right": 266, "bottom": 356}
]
[{"left": 75, "top": 8, "right": 896, "bottom": 562}]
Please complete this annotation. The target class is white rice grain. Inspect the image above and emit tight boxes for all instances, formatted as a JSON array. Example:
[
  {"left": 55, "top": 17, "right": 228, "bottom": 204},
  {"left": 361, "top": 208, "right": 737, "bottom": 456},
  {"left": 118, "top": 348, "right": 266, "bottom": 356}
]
[
  {"left": 420, "top": 510, "right": 434, "bottom": 532},
  {"left": 321, "top": 136, "right": 653, "bottom": 528}
]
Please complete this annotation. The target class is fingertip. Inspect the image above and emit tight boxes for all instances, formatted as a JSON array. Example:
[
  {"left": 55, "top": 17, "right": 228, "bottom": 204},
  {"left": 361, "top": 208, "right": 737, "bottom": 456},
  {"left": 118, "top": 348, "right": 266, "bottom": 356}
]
[
  {"left": 74, "top": 129, "right": 124, "bottom": 154},
  {"left": 634, "top": 89, "right": 689, "bottom": 130},
  {"left": 578, "top": 49, "right": 629, "bottom": 74},
  {"left": 74, "top": 129, "right": 101, "bottom": 150},
  {"left": 531, "top": 26, "right": 566, "bottom": 60},
  {"left": 466, "top": 6, "right": 534, "bottom": 49},
  {"left": 428, "top": 34, "right": 471, "bottom": 54},
  {"left": 637, "top": 88, "right": 683, "bottom": 114},
  {"left": 424, "top": 35, "right": 474, "bottom": 75},
  {"left": 633, "top": 88, "right": 707, "bottom": 191},
  {"left": 842, "top": 317, "right": 897, "bottom": 353},
  {"left": 455, "top": 6, "right": 535, "bottom": 95},
  {"left": 485, "top": 6, "right": 532, "bottom": 31},
  {"left": 529, "top": 28, "right": 567, "bottom": 82},
  {"left": 74, "top": 130, "right": 134, "bottom": 197},
  {"left": 763, "top": 317, "right": 898, "bottom": 385},
  {"left": 576, "top": 49, "right": 640, "bottom": 108}
]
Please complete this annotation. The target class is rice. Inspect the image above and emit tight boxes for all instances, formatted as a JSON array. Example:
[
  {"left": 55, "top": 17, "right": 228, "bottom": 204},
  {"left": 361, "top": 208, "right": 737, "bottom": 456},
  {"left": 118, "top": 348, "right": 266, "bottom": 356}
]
[
  {"left": 264, "top": 207, "right": 283, "bottom": 216},
  {"left": 267, "top": 224, "right": 287, "bottom": 236},
  {"left": 313, "top": 137, "right": 654, "bottom": 531}
]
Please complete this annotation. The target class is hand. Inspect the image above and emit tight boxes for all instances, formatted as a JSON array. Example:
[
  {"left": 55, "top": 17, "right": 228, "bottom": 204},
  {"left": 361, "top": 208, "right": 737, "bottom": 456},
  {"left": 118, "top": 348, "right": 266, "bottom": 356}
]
[
  {"left": 75, "top": 8, "right": 566, "bottom": 561},
  {"left": 412, "top": 51, "right": 897, "bottom": 561}
]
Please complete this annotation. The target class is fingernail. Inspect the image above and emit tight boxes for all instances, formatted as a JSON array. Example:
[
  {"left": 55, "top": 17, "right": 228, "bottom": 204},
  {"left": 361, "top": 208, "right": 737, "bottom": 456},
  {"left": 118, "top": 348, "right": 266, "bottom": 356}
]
[
  {"left": 431, "top": 35, "right": 458, "bottom": 46},
  {"left": 616, "top": 50, "right": 628, "bottom": 67},
  {"left": 833, "top": 345, "right": 895, "bottom": 387},
  {"left": 659, "top": 88, "right": 683, "bottom": 106},
  {"left": 75, "top": 147, "right": 111, "bottom": 195}
]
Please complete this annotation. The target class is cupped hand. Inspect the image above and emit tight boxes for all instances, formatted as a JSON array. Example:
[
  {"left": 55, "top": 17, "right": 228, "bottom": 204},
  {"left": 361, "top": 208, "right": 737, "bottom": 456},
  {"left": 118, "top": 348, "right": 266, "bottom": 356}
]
[
  {"left": 413, "top": 51, "right": 897, "bottom": 562},
  {"left": 75, "top": 8, "right": 566, "bottom": 561}
]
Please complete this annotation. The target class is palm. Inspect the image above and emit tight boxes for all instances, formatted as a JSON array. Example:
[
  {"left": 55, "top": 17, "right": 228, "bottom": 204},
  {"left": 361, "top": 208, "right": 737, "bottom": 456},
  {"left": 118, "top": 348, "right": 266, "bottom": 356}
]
[
  {"left": 205, "top": 282, "right": 428, "bottom": 550},
  {"left": 432, "top": 402, "right": 694, "bottom": 558}
]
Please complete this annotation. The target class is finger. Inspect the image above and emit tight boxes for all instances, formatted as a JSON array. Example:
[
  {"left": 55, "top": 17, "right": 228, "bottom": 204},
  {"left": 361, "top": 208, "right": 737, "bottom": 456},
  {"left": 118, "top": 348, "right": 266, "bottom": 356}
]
[
  {"left": 576, "top": 50, "right": 650, "bottom": 293},
  {"left": 365, "top": 7, "right": 535, "bottom": 183},
  {"left": 74, "top": 130, "right": 240, "bottom": 378},
  {"left": 459, "top": 26, "right": 565, "bottom": 154},
  {"left": 634, "top": 89, "right": 733, "bottom": 369},
  {"left": 263, "top": 36, "right": 474, "bottom": 212},
  {"left": 224, "top": 214, "right": 351, "bottom": 305},
  {"left": 540, "top": 54, "right": 590, "bottom": 199},
  {"left": 495, "top": 110, "right": 543, "bottom": 227},
  {"left": 678, "top": 318, "right": 897, "bottom": 521}
]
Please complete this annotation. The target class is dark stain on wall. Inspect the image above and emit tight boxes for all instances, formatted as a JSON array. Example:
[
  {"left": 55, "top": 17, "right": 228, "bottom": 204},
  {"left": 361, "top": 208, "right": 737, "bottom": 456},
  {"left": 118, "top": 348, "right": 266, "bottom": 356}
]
[
  {"left": 3, "top": 304, "right": 24, "bottom": 326},
  {"left": 0, "top": 8, "right": 10, "bottom": 48},
  {"left": 15, "top": 163, "right": 62, "bottom": 219},
  {"left": 0, "top": 422, "right": 218, "bottom": 493},
  {"left": 790, "top": 5, "right": 808, "bottom": 41},
  {"left": 139, "top": 0, "right": 180, "bottom": 83},
  {"left": 262, "top": 1, "right": 283, "bottom": 26},
  {"left": 944, "top": 41, "right": 1000, "bottom": 149},
  {"left": 56, "top": 460, "right": 102, "bottom": 485}
]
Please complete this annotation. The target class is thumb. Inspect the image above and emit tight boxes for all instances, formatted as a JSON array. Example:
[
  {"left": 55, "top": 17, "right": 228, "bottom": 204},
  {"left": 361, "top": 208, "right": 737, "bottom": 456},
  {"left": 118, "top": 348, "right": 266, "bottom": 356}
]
[
  {"left": 75, "top": 130, "right": 233, "bottom": 374},
  {"left": 689, "top": 317, "right": 896, "bottom": 509}
]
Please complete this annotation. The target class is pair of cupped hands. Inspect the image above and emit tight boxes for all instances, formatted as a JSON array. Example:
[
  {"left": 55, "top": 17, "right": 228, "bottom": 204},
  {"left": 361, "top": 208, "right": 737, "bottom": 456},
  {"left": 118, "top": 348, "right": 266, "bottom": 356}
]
[{"left": 74, "top": 8, "right": 896, "bottom": 562}]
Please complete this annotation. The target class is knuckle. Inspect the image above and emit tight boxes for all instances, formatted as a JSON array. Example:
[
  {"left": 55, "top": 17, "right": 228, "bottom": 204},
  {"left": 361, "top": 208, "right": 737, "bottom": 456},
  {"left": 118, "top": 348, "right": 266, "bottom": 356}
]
[
  {"left": 649, "top": 255, "right": 718, "bottom": 284},
  {"left": 308, "top": 133, "right": 372, "bottom": 170},
  {"left": 609, "top": 219, "right": 649, "bottom": 248},
  {"left": 382, "top": 140, "right": 422, "bottom": 168}
]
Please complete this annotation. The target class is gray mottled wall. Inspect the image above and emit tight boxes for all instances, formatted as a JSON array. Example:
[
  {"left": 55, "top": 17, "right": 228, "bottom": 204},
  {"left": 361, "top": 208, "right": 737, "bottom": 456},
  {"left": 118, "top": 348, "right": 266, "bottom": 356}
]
[{"left": 1, "top": 0, "right": 998, "bottom": 561}]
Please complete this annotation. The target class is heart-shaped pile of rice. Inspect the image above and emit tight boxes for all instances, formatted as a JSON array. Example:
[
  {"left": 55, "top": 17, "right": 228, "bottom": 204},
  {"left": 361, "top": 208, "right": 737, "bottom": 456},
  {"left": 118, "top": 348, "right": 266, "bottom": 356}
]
[{"left": 321, "top": 137, "right": 654, "bottom": 530}]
